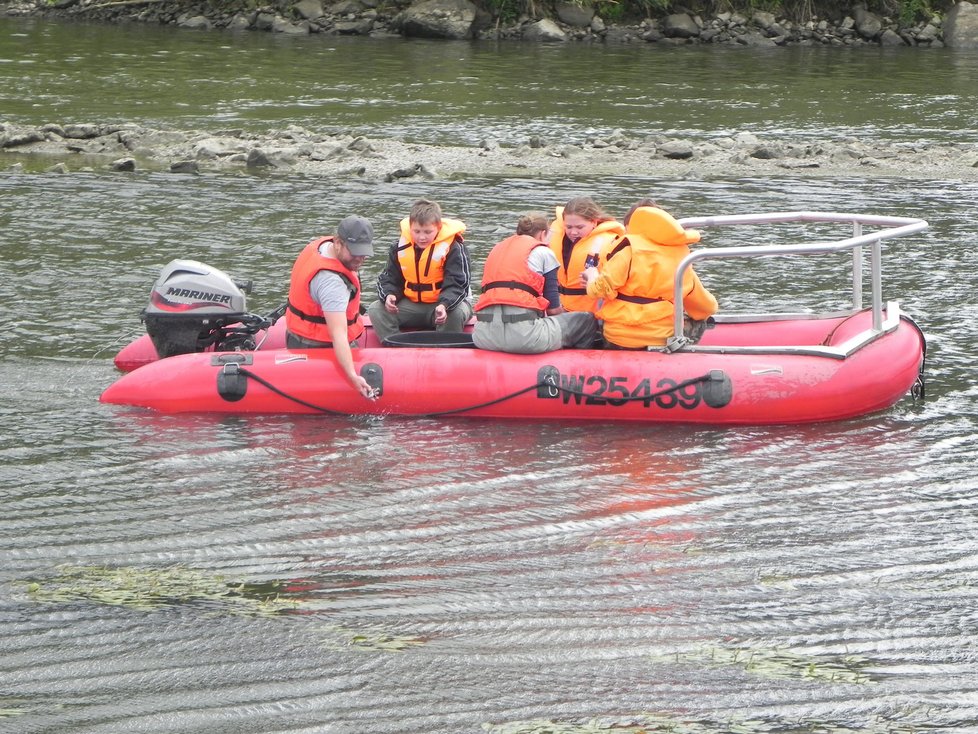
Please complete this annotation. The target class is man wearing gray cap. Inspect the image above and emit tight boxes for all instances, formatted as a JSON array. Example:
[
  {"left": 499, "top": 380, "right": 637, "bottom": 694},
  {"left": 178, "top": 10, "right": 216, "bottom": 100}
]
[{"left": 285, "top": 215, "right": 377, "bottom": 399}]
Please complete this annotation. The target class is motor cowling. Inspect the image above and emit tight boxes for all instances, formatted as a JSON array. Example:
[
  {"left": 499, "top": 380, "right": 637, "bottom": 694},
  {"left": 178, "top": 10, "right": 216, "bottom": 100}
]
[{"left": 143, "top": 259, "right": 260, "bottom": 359}]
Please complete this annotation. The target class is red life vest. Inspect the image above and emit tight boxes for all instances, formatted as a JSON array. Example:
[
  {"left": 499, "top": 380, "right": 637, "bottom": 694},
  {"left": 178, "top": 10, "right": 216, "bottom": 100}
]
[
  {"left": 285, "top": 237, "right": 364, "bottom": 345},
  {"left": 475, "top": 234, "right": 551, "bottom": 313}
]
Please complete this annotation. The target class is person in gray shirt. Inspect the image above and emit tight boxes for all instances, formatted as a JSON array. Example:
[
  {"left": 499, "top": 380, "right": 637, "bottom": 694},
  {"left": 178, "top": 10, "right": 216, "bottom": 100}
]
[
  {"left": 473, "top": 212, "right": 596, "bottom": 354},
  {"left": 285, "top": 215, "right": 377, "bottom": 399}
]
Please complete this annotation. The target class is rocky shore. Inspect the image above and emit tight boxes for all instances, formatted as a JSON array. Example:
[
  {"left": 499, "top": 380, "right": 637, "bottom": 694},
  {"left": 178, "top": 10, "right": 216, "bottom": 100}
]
[
  {"left": 4, "top": 121, "right": 978, "bottom": 180},
  {"left": 4, "top": 0, "right": 978, "bottom": 48}
]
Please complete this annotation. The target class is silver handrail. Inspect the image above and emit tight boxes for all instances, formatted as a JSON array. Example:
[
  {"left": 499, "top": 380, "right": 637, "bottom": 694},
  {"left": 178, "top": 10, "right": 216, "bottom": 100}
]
[{"left": 669, "top": 211, "right": 928, "bottom": 347}]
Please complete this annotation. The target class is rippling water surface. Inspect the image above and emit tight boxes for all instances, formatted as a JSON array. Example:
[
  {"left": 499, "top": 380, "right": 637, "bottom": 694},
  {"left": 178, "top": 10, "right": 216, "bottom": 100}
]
[
  {"left": 3, "top": 17, "right": 978, "bottom": 146},
  {"left": 2, "top": 15, "right": 978, "bottom": 734}
]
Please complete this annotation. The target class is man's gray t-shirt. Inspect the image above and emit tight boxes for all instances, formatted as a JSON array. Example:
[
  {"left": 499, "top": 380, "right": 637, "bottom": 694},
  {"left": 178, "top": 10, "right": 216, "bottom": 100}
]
[{"left": 309, "top": 242, "right": 354, "bottom": 312}]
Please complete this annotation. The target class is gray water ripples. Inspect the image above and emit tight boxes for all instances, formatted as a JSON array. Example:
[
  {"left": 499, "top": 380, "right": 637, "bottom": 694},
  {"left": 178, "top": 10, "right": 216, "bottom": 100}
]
[{"left": 4, "top": 26, "right": 978, "bottom": 729}]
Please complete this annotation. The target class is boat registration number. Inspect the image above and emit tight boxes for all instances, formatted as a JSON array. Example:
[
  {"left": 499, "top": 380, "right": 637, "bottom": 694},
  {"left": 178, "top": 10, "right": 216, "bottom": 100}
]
[{"left": 535, "top": 367, "right": 732, "bottom": 410}]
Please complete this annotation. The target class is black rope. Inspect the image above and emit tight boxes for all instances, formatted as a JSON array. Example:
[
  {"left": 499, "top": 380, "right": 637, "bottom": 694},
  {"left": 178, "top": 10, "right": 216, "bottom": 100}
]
[
  {"left": 232, "top": 366, "right": 717, "bottom": 418},
  {"left": 237, "top": 367, "right": 350, "bottom": 415},
  {"left": 407, "top": 383, "right": 545, "bottom": 417}
]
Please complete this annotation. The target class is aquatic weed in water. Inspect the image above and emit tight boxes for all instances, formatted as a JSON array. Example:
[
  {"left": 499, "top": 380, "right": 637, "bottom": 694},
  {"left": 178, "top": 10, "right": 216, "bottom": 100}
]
[{"left": 18, "top": 564, "right": 301, "bottom": 617}]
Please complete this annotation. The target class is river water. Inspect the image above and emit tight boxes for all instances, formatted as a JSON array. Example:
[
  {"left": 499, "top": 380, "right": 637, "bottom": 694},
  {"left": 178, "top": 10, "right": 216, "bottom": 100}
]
[{"left": 2, "top": 15, "right": 978, "bottom": 734}]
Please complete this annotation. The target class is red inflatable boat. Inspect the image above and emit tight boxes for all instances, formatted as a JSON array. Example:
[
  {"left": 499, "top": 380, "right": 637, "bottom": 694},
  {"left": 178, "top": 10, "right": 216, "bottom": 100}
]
[{"left": 101, "top": 211, "right": 928, "bottom": 425}]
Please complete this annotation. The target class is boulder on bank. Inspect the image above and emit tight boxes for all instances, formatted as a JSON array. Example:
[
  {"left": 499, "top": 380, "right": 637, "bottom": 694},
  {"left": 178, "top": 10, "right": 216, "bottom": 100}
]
[
  {"left": 523, "top": 18, "right": 567, "bottom": 42},
  {"left": 393, "top": 0, "right": 482, "bottom": 39},
  {"left": 944, "top": 0, "right": 978, "bottom": 47}
]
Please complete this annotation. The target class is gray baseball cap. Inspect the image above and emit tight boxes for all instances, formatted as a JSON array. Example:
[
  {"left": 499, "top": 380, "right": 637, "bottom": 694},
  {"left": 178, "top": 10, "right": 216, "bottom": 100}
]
[{"left": 336, "top": 215, "right": 374, "bottom": 256}]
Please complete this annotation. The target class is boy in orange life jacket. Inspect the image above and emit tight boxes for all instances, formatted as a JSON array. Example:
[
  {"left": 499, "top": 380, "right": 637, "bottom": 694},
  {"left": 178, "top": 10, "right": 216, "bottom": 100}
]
[
  {"left": 473, "top": 212, "right": 597, "bottom": 354},
  {"left": 366, "top": 198, "right": 474, "bottom": 344},
  {"left": 581, "top": 202, "right": 718, "bottom": 349},
  {"left": 285, "top": 215, "right": 377, "bottom": 399}
]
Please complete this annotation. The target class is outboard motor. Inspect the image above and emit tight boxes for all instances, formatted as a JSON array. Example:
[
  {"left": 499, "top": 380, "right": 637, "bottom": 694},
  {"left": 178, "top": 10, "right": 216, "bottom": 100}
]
[{"left": 143, "top": 259, "right": 268, "bottom": 358}]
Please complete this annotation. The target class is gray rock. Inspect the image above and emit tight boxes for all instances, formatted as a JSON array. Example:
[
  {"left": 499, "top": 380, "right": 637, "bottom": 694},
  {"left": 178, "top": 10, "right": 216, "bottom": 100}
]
[
  {"left": 658, "top": 140, "right": 694, "bottom": 159},
  {"left": 227, "top": 13, "right": 253, "bottom": 30},
  {"left": 751, "top": 10, "right": 776, "bottom": 29},
  {"left": 253, "top": 12, "right": 276, "bottom": 31},
  {"left": 523, "top": 18, "right": 566, "bottom": 42},
  {"left": 170, "top": 160, "right": 200, "bottom": 174},
  {"left": 348, "top": 136, "right": 375, "bottom": 152},
  {"left": 1, "top": 127, "right": 45, "bottom": 148},
  {"left": 110, "top": 157, "right": 136, "bottom": 171},
  {"left": 331, "top": 0, "right": 366, "bottom": 13},
  {"left": 176, "top": 14, "right": 211, "bottom": 30},
  {"left": 778, "top": 160, "right": 821, "bottom": 169},
  {"left": 47, "top": 162, "right": 69, "bottom": 174},
  {"left": 385, "top": 163, "right": 424, "bottom": 181},
  {"left": 663, "top": 13, "right": 700, "bottom": 38},
  {"left": 295, "top": 0, "right": 324, "bottom": 20},
  {"left": 246, "top": 148, "right": 275, "bottom": 168},
  {"left": 335, "top": 19, "right": 374, "bottom": 34},
  {"left": 40, "top": 123, "right": 67, "bottom": 137},
  {"left": 750, "top": 144, "right": 784, "bottom": 159},
  {"left": 120, "top": 128, "right": 188, "bottom": 151},
  {"left": 193, "top": 138, "right": 245, "bottom": 158},
  {"left": 736, "top": 31, "right": 777, "bottom": 46},
  {"left": 62, "top": 123, "right": 101, "bottom": 139},
  {"left": 944, "top": 0, "right": 978, "bottom": 48},
  {"left": 916, "top": 22, "right": 941, "bottom": 42},
  {"left": 879, "top": 28, "right": 905, "bottom": 45},
  {"left": 310, "top": 144, "right": 345, "bottom": 160},
  {"left": 554, "top": 1, "right": 593, "bottom": 28},
  {"left": 272, "top": 17, "right": 309, "bottom": 34},
  {"left": 853, "top": 7, "right": 883, "bottom": 39},
  {"left": 641, "top": 26, "right": 664, "bottom": 42},
  {"left": 395, "top": 0, "right": 478, "bottom": 40}
]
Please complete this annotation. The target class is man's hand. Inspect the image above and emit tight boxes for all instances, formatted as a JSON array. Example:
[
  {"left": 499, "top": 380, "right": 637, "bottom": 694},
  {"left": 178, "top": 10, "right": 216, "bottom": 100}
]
[
  {"left": 433, "top": 303, "right": 448, "bottom": 325},
  {"left": 352, "top": 375, "right": 378, "bottom": 400},
  {"left": 384, "top": 294, "right": 399, "bottom": 313}
]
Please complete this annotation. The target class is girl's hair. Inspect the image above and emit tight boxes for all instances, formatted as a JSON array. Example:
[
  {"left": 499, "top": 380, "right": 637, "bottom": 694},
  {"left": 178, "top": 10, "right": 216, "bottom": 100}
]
[
  {"left": 562, "top": 196, "right": 614, "bottom": 224},
  {"left": 409, "top": 198, "right": 443, "bottom": 225},
  {"left": 624, "top": 197, "right": 659, "bottom": 226},
  {"left": 516, "top": 212, "right": 550, "bottom": 237}
]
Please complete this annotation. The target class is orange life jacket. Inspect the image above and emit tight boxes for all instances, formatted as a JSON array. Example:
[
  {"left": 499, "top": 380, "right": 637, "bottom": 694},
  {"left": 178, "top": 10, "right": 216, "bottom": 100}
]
[
  {"left": 285, "top": 237, "right": 364, "bottom": 345},
  {"left": 549, "top": 208, "right": 624, "bottom": 313},
  {"left": 597, "top": 207, "right": 717, "bottom": 348},
  {"left": 475, "top": 234, "right": 551, "bottom": 313},
  {"left": 396, "top": 218, "right": 466, "bottom": 304}
]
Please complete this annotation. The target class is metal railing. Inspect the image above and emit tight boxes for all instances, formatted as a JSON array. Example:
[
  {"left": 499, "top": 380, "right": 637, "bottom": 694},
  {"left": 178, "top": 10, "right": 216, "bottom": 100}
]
[{"left": 668, "top": 211, "right": 929, "bottom": 356}]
